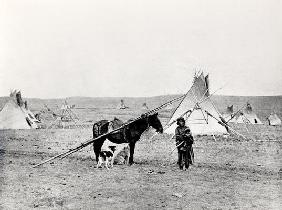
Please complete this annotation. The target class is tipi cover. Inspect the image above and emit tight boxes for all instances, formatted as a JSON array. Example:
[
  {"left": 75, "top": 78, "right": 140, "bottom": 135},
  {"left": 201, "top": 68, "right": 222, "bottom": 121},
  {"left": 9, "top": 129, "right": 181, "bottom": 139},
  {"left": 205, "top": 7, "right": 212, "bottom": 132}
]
[
  {"left": 235, "top": 103, "right": 263, "bottom": 124},
  {"left": 0, "top": 92, "right": 38, "bottom": 129},
  {"left": 166, "top": 73, "right": 228, "bottom": 135},
  {"left": 267, "top": 113, "right": 281, "bottom": 126}
]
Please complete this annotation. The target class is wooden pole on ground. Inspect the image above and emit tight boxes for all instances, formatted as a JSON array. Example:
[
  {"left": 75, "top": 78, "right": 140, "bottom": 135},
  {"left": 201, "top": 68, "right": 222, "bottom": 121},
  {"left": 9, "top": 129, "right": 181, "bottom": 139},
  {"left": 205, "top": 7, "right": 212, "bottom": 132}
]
[{"left": 33, "top": 95, "right": 186, "bottom": 168}]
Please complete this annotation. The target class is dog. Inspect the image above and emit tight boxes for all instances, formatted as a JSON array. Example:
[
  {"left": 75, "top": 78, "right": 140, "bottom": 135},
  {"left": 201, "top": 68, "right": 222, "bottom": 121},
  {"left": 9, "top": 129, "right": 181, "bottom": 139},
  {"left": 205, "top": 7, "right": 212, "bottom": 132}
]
[
  {"left": 96, "top": 149, "right": 114, "bottom": 170},
  {"left": 112, "top": 144, "right": 130, "bottom": 165},
  {"left": 96, "top": 139, "right": 129, "bottom": 169}
]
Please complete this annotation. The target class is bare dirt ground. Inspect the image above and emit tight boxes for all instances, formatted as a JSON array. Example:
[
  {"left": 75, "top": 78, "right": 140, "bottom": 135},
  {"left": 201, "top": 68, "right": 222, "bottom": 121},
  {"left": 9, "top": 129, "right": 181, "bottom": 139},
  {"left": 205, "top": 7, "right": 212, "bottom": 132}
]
[{"left": 0, "top": 126, "right": 281, "bottom": 209}]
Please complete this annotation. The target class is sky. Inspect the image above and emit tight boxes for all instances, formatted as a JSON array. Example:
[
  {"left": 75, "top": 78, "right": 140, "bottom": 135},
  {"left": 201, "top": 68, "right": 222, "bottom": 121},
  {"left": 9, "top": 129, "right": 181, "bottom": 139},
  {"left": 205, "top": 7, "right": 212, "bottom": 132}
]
[{"left": 0, "top": 0, "right": 281, "bottom": 98}]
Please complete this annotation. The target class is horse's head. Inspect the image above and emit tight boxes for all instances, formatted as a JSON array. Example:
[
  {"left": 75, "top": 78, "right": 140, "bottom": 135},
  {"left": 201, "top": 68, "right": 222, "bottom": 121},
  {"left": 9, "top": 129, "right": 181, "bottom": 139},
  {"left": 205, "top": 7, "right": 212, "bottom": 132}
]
[{"left": 146, "top": 112, "right": 163, "bottom": 133}]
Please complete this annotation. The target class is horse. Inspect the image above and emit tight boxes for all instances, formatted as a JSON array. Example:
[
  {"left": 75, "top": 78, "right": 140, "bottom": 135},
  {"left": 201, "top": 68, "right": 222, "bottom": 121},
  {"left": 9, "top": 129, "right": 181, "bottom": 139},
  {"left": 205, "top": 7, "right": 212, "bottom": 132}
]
[{"left": 92, "top": 113, "right": 163, "bottom": 165}]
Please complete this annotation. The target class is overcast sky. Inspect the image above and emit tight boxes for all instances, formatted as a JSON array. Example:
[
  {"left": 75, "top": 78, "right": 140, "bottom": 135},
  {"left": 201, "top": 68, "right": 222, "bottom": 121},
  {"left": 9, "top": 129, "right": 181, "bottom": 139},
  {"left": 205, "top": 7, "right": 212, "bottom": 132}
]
[{"left": 0, "top": 0, "right": 281, "bottom": 98}]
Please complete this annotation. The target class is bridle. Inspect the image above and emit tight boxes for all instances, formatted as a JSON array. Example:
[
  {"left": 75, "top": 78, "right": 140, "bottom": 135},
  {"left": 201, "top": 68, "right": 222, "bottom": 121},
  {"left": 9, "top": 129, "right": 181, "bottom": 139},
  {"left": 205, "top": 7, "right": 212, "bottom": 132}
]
[{"left": 145, "top": 114, "right": 162, "bottom": 133}]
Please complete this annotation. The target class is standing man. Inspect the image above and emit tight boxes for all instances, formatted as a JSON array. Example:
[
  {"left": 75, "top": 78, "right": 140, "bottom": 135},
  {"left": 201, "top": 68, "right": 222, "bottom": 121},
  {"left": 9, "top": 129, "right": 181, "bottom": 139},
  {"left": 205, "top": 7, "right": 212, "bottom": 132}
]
[{"left": 175, "top": 117, "right": 194, "bottom": 170}]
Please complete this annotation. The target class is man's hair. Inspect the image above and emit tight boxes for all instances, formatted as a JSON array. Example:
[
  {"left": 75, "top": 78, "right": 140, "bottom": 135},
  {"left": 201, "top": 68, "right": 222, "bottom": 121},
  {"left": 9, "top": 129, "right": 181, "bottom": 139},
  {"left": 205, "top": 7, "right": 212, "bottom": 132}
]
[{"left": 176, "top": 117, "right": 185, "bottom": 125}]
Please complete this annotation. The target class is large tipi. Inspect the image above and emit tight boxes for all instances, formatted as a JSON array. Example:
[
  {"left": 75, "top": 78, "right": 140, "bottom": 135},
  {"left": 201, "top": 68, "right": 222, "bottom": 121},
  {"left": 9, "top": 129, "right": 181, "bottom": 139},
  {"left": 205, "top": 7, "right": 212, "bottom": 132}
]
[
  {"left": 0, "top": 91, "right": 39, "bottom": 129},
  {"left": 267, "top": 113, "right": 281, "bottom": 126},
  {"left": 235, "top": 103, "right": 263, "bottom": 124},
  {"left": 165, "top": 72, "right": 228, "bottom": 135}
]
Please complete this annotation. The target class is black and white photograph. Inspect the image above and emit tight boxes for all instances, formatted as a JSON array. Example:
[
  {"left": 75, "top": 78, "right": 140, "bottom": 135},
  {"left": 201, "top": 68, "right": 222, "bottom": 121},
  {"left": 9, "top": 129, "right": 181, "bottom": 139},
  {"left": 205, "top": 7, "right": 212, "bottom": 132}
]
[{"left": 0, "top": 0, "right": 281, "bottom": 209}]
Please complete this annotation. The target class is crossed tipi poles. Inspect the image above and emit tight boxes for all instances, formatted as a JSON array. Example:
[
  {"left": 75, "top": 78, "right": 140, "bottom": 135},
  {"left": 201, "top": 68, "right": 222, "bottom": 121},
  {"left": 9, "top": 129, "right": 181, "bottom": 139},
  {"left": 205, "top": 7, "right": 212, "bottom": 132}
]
[
  {"left": 47, "top": 100, "right": 84, "bottom": 129},
  {"left": 225, "top": 103, "right": 263, "bottom": 139},
  {"left": 166, "top": 96, "right": 246, "bottom": 140},
  {"left": 158, "top": 72, "right": 249, "bottom": 141},
  {"left": 163, "top": 91, "right": 223, "bottom": 140},
  {"left": 165, "top": 73, "right": 226, "bottom": 131}
]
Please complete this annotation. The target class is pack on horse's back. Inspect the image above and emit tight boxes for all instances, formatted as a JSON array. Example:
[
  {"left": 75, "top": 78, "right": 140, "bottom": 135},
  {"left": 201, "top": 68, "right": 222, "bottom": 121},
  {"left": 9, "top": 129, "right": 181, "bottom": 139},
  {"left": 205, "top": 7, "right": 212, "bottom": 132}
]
[{"left": 93, "top": 120, "right": 109, "bottom": 138}]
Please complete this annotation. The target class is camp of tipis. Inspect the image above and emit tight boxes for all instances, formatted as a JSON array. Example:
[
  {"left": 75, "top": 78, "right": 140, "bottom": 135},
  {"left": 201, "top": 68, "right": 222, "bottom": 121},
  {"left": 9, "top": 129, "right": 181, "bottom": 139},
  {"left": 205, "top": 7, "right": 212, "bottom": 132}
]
[{"left": 0, "top": 72, "right": 281, "bottom": 134}]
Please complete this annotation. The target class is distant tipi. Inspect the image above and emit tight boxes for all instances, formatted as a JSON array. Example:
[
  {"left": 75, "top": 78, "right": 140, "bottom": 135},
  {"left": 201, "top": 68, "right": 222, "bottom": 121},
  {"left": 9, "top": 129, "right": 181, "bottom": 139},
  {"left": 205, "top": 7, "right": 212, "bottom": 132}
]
[
  {"left": 117, "top": 99, "right": 129, "bottom": 109},
  {"left": 141, "top": 102, "right": 149, "bottom": 110},
  {"left": 267, "top": 113, "right": 281, "bottom": 126},
  {"left": 165, "top": 72, "right": 228, "bottom": 135},
  {"left": 235, "top": 102, "right": 263, "bottom": 124},
  {"left": 48, "top": 100, "right": 80, "bottom": 129},
  {"left": 0, "top": 91, "right": 39, "bottom": 129},
  {"left": 222, "top": 105, "right": 236, "bottom": 123}
]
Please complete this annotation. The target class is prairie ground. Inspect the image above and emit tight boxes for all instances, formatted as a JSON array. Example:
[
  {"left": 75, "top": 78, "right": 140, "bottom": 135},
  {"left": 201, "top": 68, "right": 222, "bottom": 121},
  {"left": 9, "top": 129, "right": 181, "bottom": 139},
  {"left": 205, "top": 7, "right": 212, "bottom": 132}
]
[{"left": 0, "top": 124, "right": 281, "bottom": 209}]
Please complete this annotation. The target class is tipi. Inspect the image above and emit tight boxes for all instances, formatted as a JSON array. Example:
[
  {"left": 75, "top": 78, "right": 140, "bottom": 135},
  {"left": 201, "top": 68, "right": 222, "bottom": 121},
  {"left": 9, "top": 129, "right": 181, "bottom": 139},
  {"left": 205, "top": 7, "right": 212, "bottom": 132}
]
[
  {"left": 222, "top": 105, "right": 237, "bottom": 123},
  {"left": 235, "top": 103, "right": 263, "bottom": 124},
  {"left": 165, "top": 72, "right": 228, "bottom": 135},
  {"left": 267, "top": 113, "right": 281, "bottom": 126},
  {"left": 142, "top": 102, "right": 149, "bottom": 110},
  {"left": 0, "top": 91, "right": 39, "bottom": 129},
  {"left": 48, "top": 101, "right": 80, "bottom": 129},
  {"left": 38, "top": 103, "right": 58, "bottom": 121},
  {"left": 118, "top": 99, "right": 129, "bottom": 109}
]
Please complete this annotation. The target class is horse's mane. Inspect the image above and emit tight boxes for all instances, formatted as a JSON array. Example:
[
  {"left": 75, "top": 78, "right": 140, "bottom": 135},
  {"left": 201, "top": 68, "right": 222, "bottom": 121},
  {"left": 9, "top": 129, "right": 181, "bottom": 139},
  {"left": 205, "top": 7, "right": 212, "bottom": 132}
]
[{"left": 109, "top": 118, "right": 124, "bottom": 130}]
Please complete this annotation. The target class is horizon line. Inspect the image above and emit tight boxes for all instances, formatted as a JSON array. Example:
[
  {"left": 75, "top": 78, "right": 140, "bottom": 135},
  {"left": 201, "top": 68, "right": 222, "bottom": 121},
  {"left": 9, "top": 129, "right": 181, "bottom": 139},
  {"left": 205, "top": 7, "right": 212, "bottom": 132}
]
[{"left": 1, "top": 93, "right": 282, "bottom": 100}]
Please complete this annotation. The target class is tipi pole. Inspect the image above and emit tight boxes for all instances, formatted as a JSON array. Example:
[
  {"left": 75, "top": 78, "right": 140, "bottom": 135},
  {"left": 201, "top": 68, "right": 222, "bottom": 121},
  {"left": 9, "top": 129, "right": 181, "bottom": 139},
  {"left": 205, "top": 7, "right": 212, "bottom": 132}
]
[
  {"left": 200, "top": 84, "right": 227, "bottom": 119},
  {"left": 163, "top": 109, "right": 193, "bottom": 131},
  {"left": 169, "top": 141, "right": 184, "bottom": 154},
  {"left": 147, "top": 95, "right": 186, "bottom": 114},
  {"left": 184, "top": 85, "right": 242, "bottom": 138},
  {"left": 191, "top": 88, "right": 208, "bottom": 123},
  {"left": 150, "top": 92, "right": 211, "bottom": 141},
  {"left": 59, "top": 147, "right": 81, "bottom": 159},
  {"left": 162, "top": 84, "right": 225, "bottom": 137},
  {"left": 226, "top": 105, "right": 246, "bottom": 123},
  {"left": 164, "top": 87, "right": 212, "bottom": 129},
  {"left": 204, "top": 110, "right": 248, "bottom": 140},
  {"left": 32, "top": 143, "right": 89, "bottom": 168},
  {"left": 33, "top": 95, "right": 187, "bottom": 168}
]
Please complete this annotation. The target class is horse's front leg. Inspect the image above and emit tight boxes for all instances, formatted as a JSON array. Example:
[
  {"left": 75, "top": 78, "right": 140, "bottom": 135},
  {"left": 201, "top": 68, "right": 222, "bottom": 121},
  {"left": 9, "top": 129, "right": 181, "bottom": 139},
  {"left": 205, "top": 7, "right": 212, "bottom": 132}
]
[
  {"left": 105, "top": 158, "right": 110, "bottom": 170},
  {"left": 96, "top": 156, "right": 102, "bottom": 168},
  {"left": 129, "top": 142, "right": 136, "bottom": 165}
]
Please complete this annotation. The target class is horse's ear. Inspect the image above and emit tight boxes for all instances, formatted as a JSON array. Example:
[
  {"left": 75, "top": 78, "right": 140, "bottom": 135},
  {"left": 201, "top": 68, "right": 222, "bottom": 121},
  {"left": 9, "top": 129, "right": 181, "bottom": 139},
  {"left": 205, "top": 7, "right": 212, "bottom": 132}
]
[
  {"left": 141, "top": 114, "right": 147, "bottom": 119},
  {"left": 151, "top": 112, "right": 158, "bottom": 117}
]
